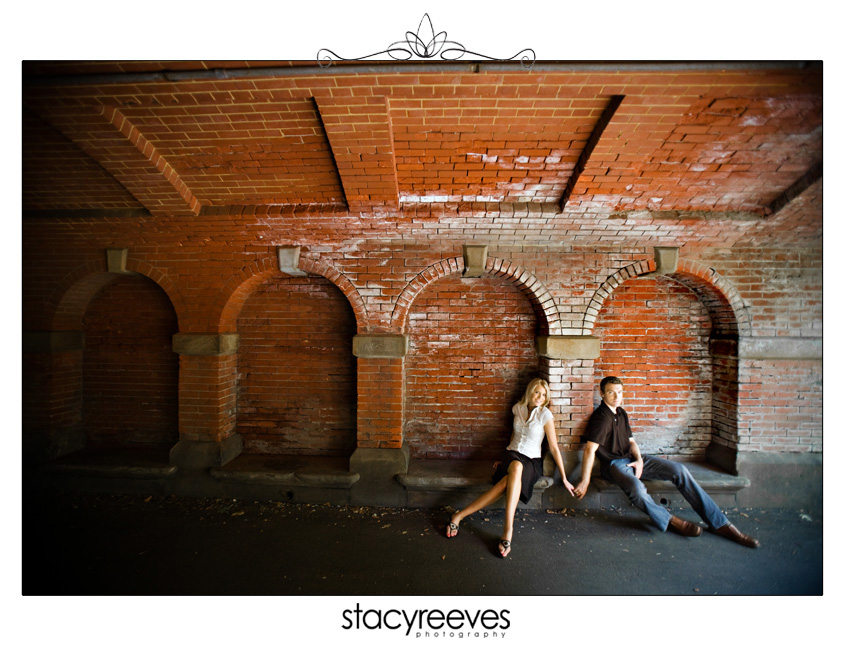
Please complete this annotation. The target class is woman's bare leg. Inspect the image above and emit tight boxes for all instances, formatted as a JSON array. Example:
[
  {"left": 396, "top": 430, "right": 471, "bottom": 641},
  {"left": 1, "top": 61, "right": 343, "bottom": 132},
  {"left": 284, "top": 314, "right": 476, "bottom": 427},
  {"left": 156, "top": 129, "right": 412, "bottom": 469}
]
[
  {"left": 499, "top": 461, "right": 523, "bottom": 557},
  {"left": 449, "top": 477, "right": 508, "bottom": 530}
]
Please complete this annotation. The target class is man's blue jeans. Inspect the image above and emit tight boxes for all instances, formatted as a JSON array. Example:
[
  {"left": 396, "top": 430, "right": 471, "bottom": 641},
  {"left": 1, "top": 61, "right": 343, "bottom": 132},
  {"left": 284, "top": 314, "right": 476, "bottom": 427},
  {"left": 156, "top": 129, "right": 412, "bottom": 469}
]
[{"left": 602, "top": 455, "right": 729, "bottom": 531}]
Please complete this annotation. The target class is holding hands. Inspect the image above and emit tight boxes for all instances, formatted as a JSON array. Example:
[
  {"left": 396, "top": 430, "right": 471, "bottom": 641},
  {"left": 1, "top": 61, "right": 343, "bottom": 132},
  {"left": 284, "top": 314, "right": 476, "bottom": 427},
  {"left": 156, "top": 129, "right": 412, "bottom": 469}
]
[{"left": 573, "top": 479, "right": 588, "bottom": 500}]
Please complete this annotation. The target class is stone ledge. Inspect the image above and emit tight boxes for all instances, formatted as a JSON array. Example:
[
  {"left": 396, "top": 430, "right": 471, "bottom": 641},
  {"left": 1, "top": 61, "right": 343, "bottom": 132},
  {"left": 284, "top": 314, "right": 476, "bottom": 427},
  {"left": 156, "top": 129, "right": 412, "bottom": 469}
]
[
  {"left": 398, "top": 472, "right": 553, "bottom": 492},
  {"left": 210, "top": 454, "right": 359, "bottom": 489},
  {"left": 209, "top": 468, "right": 359, "bottom": 488},
  {"left": 43, "top": 447, "right": 178, "bottom": 479},
  {"left": 47, "top": 462, "right": 179, "bottom": 480},
  {"left": 396, "top": 459, "right": 553, "bottom": 509},
  {"left": 590, "top": 461, "right": 750, "bottom": 495}
]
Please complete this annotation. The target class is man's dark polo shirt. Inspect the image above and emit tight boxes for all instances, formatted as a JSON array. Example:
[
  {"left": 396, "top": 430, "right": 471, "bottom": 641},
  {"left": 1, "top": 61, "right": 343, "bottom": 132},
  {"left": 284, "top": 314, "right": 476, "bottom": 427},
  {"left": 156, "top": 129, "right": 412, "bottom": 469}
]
[{"left": 585, "top": 402, "right": 633, "bottom": 463}]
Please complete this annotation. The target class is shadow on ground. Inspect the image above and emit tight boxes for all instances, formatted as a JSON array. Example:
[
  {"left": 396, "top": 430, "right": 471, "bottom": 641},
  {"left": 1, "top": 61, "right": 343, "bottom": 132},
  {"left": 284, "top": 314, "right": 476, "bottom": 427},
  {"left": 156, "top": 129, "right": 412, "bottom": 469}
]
[{"left": 22, "top": 487, "right": 822, "bottom": 596}]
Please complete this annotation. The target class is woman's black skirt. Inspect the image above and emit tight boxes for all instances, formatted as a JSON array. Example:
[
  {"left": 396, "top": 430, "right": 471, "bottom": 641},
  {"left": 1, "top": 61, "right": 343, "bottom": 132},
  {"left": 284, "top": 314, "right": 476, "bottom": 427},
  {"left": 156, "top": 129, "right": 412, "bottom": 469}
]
[{"left": 491, "top": 449, "right": 543, "bottom": 504}]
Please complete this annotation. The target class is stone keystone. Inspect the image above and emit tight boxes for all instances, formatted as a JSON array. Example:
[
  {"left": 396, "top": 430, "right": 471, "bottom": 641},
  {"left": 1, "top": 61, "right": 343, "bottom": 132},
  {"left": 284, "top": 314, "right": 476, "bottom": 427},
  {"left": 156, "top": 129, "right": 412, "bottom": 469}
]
[
  {"left": 277, "top": 246, "right": 308, "bottom": 277},
  {"left": 642, "top": 246, "right": 679, "bottom": 277},
  {"left": 106, "top": 248, "right": 131, "bottom": 274},
  {"left": 462, "top": 244, "right": 489, "bottom": 278}
]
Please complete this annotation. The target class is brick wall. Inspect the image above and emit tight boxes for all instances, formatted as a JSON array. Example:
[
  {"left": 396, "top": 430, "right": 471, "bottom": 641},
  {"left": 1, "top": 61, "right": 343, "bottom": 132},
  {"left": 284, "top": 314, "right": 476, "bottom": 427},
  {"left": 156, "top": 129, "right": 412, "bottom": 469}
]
[
  {"left": 177, "top": 354, "right": 237, "bottom": 445},
  {"left": 236, "top": 275, "right": 357, "bottom": 456},
  {"left": 592, "top": 276, "right": 714, "bottom": 459},
  {"left": 738, "top": 360, "right": 822, "bottom": 453},
  {"left": 711, "top": 354, "right": 740, "bottom": 451},
  {"left": 19, "top": 61, "right": 822, "bottom": 506},
  {"left": 22, "top": 350, "right": 83, "bottom": 436},
  {"left": 404, "top": 274, "right": 539, "bottom": 460},
  {"left": 81, "top": 275, "right": 179, "bottom": 446},
  {"left": 21, "top": 216, "right": 822, "bottom": 462},
  {"left": 357, "top": 358, "right": 404, "bottom": 450},
  {"left": 688, "top": 247, "right": 822, "bottom": 338}
]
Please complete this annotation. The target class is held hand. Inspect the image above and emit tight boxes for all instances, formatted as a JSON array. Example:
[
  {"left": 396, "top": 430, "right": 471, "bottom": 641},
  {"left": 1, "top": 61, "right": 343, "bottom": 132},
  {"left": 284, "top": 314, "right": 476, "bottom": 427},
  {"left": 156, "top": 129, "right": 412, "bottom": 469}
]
[
  {"left": 573, "top": 481, "right": 588, "bottom": 500},
  {"left": 562, "top": 478, "right": 575, "bottom": 497},
  {"left": 627, "top": 458, "right": 643, "bottom": 479}
]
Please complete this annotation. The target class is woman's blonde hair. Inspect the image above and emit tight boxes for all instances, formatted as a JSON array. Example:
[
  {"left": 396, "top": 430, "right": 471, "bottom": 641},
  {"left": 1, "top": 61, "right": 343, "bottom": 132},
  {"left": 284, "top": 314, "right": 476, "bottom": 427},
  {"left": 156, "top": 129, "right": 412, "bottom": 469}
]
[{"left": 519, "top": 378, "right": 551, "bottom": 409}]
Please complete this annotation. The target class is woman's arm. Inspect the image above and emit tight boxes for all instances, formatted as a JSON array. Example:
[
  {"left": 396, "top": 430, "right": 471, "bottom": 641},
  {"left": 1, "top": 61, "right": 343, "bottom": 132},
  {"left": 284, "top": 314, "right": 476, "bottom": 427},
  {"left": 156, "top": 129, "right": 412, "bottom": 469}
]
[{"left": 545, "top": 419, "right": 575, "bottom": 496}]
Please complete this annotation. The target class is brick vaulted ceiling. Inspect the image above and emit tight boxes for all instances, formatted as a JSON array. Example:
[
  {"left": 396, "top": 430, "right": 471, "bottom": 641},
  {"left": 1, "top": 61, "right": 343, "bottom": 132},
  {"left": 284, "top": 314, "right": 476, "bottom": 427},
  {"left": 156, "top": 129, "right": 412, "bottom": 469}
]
[{"left": 21, "top": 60, "right": 822, "bottom": 246}]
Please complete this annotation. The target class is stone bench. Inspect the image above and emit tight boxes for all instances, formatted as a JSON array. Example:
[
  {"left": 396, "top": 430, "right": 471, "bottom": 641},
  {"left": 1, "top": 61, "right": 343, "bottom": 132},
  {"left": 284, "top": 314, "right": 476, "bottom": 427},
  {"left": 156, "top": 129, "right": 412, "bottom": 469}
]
[
  {"left": 209, "top": 453, "right": 360, "bottom": 503},
  {"left": 396, "top": 459, "right": 554, "bottom": 509},
  {"left": 42, "top": 448, "right": 360, "bottom": 503},
  {"left": 396, "top": 458, "right": 750, "bottom": 511},
  {"left": 41, "top": 446, "right": 179, "bottom": 494},
  {"left": 587, "top": 460, "right": 751, "bottom": 510},
  {"left": 40, "top": 447, "right": 750, "bottom": 511}
]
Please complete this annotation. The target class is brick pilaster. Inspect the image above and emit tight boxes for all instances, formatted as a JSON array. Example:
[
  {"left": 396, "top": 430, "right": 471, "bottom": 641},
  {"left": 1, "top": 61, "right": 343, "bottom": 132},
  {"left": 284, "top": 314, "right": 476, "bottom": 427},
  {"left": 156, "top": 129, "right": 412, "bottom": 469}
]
[
  {"left": 355, "top": 356, "right": 405, "bottom": 449},
  {"left": 22, "top": 331, "right": 86, "bottom": 461},
  {"left": 170, "top": 334, "right": 241, "bottom": 467}
]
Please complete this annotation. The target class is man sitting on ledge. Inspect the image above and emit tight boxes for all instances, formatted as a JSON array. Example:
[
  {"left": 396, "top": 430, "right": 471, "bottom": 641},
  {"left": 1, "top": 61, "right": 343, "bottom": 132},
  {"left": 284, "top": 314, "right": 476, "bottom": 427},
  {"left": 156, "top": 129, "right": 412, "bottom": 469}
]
[{"left": 573, "top": 376, "right": 759, "bottom": 548}]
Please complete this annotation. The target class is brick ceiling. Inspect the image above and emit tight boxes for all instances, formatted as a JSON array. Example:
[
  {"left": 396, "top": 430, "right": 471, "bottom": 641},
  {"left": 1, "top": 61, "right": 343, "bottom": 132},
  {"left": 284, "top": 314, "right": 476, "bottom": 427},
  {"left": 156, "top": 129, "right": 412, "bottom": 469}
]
[{"left": 22, "top": 60, "right": 822, "bottom": 245}]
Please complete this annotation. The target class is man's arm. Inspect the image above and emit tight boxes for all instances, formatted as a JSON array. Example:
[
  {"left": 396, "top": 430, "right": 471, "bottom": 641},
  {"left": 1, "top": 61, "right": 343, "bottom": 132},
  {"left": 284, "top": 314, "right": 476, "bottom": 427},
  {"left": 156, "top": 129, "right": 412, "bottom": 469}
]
[
  {"left": 627, "top": 438, "right": 643, "bottom": 478},
  {"left": 573, "top": 441, "right": 599, "bottom": 500}
]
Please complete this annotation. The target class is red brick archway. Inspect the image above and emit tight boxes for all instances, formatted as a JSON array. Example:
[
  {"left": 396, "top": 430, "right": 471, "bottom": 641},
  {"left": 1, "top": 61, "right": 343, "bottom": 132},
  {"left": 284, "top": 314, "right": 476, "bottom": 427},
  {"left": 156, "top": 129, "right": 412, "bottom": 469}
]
[
  {"left": 588, "top": 258, "right": 746, "bottom": 462},
  {"left": 392, "top": 255, "right": 562, "bottom": 335}
]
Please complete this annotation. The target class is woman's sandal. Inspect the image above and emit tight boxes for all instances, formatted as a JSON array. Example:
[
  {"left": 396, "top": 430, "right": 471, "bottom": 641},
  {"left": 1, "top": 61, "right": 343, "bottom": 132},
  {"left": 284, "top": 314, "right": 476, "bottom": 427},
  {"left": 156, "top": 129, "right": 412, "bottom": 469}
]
[
  {"left": 498, "top": 539, "right": 511, "bottom": 558},
  {"left": 446, "top": 522, "right": 459, "bottom": 538}
]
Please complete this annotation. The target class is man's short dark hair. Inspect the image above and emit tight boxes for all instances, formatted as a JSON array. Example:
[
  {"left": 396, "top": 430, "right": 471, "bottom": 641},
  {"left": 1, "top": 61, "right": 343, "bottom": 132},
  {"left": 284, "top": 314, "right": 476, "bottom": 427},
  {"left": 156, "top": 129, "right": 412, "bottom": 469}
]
[{"left": 600, "top": 376, "right": 623, "bottom": 393}]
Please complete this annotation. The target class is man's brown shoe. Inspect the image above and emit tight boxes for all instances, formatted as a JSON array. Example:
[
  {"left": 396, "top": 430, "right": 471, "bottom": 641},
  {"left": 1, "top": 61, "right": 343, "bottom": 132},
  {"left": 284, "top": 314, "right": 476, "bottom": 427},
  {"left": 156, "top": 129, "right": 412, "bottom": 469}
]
[
  {"left": 714, "top": 523, "right": 760, "bottom": 548},
  {"left": 667, "top": 515, "right": 702, "bottom": 537}
]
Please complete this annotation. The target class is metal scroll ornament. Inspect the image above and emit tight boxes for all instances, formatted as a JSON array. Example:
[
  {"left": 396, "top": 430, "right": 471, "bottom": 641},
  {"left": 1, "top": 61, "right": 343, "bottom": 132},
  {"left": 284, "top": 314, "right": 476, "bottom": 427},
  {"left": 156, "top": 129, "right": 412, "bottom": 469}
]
[{"left": 318, "top": 14, "right": 535, "bottom": 68}]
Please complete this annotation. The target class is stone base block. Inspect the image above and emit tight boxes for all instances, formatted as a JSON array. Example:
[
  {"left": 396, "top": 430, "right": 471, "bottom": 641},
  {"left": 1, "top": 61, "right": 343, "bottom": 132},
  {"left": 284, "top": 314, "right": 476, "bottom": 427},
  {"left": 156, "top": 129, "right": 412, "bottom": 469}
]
[
  {"left": 23, "top": 426, "right": 87, "bottom": 464},
  {"left": 169, "top": 435, "right": 243, "bottom": 469},
  {"left": 536, "top": 336, "right": 600, "bottom": 360},
  {"left": 352, "top": 334, "right": 409, "bottom": 358},
  {"left": 706, "top": 441, "right": 738, "bottom": 475},
  {"left": 736, "top": 452, "right": 822, "bottom": 512},
  {"left": 349, "top": 445, "right": 409, "bottom": 507}
]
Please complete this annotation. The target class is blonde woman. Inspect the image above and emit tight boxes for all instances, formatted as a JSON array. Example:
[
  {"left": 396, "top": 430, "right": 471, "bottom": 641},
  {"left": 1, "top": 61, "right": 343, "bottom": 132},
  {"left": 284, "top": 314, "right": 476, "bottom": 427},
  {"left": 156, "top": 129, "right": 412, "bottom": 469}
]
[{"left": 446, "top": 378, "right": 575, "bottom": 557}]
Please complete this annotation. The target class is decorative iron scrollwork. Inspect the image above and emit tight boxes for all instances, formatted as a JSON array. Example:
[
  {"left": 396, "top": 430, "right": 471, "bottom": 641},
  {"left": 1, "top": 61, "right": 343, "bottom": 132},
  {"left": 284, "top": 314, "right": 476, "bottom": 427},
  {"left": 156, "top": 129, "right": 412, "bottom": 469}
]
[{"left": 318, "top": 14, "right": 535, "bottom": 68}]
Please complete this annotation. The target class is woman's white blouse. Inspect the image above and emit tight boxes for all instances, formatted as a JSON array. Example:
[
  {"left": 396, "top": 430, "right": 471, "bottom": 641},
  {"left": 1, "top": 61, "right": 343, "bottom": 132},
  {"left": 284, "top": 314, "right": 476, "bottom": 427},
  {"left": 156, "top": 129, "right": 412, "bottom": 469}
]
[{"left": 507, "top": 403, "right": 552, "bottom": 459}]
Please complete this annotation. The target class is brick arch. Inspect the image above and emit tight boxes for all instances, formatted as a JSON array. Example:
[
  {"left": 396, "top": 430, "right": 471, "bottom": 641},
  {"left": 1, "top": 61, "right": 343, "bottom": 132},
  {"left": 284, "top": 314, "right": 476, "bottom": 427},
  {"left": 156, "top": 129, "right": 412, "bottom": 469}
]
[
  {"left": 234, "top": 267, "right": 358, "bottom": 457},
  {"left": 81, "top": 273, "right": 180, "bottom": 448},
  {"left": 391, "top": 255, "right": 562, "bottom": 335},
  {"left": 216, "top": 253, "right": 367, "bottom": 332},
  {"left": 50, "top": 256, "right": 185, "bottom": 331},
  {"left": 581, "top": 258, "right": 750, "bottom": 338},
  {"left": 667, "top": 260, "right": 751, "bottom": 338}
]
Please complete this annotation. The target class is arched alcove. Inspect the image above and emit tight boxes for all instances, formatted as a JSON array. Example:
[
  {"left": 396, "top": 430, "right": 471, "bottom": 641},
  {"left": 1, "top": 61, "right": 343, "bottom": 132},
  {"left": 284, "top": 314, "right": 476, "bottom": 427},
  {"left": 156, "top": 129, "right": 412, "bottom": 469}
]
[
  {"left": 235, "top": 274, "right": 357, "bottom": 457},
  {"left": 584, "top": 257, "right": 747, "bottom": 470},
  {"left": 82, "top": 274, "right": 179, "bottom": 448},
  {"left": 592, "top": 275, "right": 714, "bottom": 458},
  {"left": 403, "top": 273, "right": 540, "bottom": 460}
]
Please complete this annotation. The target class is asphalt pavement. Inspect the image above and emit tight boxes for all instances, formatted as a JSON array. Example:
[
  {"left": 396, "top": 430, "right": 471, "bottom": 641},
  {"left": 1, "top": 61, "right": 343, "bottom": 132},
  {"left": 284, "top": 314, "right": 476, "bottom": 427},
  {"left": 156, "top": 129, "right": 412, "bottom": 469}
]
[{"left": 22, "top": 488, "right": 822, "bottom": 596}]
